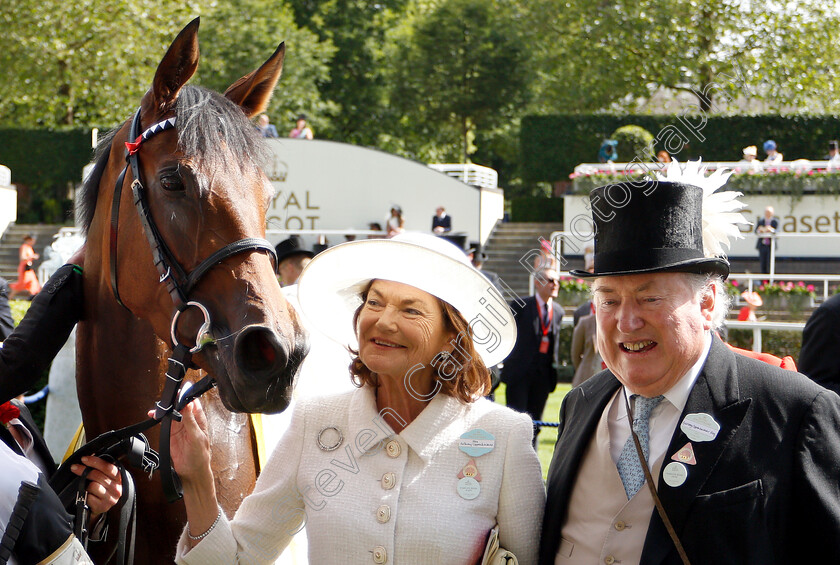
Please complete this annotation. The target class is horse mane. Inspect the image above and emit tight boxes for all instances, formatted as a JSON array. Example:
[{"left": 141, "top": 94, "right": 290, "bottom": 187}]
[{"left": 76, "top": 85, "right": 270, "bottom": 233}]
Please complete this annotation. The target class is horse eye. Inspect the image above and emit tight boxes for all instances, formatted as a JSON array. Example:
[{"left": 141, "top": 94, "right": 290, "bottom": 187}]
[{"left": 159, "top": 173, "right": 184, "bottom": 192}]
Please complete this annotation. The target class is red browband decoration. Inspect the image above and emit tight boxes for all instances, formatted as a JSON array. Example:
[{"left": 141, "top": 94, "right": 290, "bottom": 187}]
[
  {"left": 124, "top": 116, "right": 177, "bottom": 156},
  {"left": 125, "top": 135, "right": 144, "bottom": 155}
]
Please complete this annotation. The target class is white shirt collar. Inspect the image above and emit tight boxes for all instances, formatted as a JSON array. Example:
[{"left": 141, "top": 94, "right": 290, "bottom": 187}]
[{"left": 535, "top": 293, "right": 553, "bottom": 312}]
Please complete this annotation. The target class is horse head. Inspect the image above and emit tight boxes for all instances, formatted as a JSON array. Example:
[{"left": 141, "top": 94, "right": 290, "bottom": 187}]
[{"left": 80, "top": 18, "right": 308, "bottom": 414}]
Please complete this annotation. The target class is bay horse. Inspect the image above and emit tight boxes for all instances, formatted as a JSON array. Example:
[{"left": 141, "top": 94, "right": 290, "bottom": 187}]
[{"left": 74, "top": 18, "right": 307, "bottom": 563}]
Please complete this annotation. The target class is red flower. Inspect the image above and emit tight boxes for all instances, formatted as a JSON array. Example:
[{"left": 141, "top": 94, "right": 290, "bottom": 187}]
[{"left": 0, "top": 402, "right": 20, "bottom": 425}]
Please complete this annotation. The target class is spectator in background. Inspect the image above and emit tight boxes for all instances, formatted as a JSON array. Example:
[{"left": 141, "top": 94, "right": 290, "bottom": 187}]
[
  {"left": 572, "top": 247, "right": 595, "bottom": 328},
  {"left": 826, "top": 140, "right": 840, "bottom": 171},
  {"left": 274, "top": 236, "right": 314, "bottom": 287},
  {"left": 738, "top": 291, "right": 762, "bottom": 321},
  {"left": 386, "top": 205, "right": 404, "bottom": 238},
  {"left": 501, "top": 267, "right": 565, "bottom": 445},
  {"left": 570, "top": 302, "right": 602, "bottom": 388},
  {"left": 367, "top": 222, "right": 385, "bottom": 239},
  {"left": 738, "top": 145, "right": 763, "bottom": 172},
  {"left": 431, "top": 206, "right": 452, "bottom": 233},
  {"left": 289, "top": 114, "right": 313, "bottom": 140},
  {"left": 763, "top": 139, "right": 783, "bottom": 164},
  {"left": 798, "top": 292, "right": 840, "bottom": 396},
  {"left": 469, "top": 244, "right": 501, "bottom": 292},
  {"left": 755, "top": 206, "right": 779, "bottom": 274},
  {"left": 255, "top": 114, "right": 278, "bottom": 138},
  {"left": 656, "top": 150, "right": 671, "bottom": 163},
  {"left": 9, "top": 235, "right": 40, "bottom": 300},
  {"left": 597, "top": 139, "right": 618, "bottom": 163}
]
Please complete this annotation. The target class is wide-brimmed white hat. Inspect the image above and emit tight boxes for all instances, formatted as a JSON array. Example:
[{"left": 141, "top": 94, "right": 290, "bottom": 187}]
[
  {"left": 741, "top": 290, "right": 763, "bottom": 307},
  {"left": 296, "top": 232, "right": 517, "bottom": 367}
]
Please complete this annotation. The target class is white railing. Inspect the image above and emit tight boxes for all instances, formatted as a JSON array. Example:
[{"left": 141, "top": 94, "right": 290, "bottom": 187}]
[
  {"left": 428, "top": 163, "right": 498, "bottom": 190},
  {"left": 573, "top": 160, "right": 840, "bottom": 176},
  {"left": 725, "top": 320, "right": 805, "bottom": 353}
]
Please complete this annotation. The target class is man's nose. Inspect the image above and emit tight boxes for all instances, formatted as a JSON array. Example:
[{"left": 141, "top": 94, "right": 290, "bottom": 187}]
[{"left": 615, "top": 302, "right": 644, "bottom": 333}]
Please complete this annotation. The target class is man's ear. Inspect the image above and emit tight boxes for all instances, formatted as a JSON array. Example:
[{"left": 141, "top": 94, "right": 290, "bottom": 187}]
[{"left": 700, "top": 281, "right": 717, "bottom": 329}]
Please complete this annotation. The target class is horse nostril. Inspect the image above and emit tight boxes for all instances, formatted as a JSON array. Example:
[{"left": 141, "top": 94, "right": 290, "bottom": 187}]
[{"left": 234, "top": 325, "right": 289, "bottom": 377}]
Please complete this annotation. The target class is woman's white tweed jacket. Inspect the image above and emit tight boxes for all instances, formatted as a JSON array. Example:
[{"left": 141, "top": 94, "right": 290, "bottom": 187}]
[{"left": 176, "top": 385, "right": 545, "bottom": 564}]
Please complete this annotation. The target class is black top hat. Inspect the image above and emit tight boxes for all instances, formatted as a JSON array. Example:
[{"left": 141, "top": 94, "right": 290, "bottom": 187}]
[
  {"left": 830, "top": 140, "right": 839, "bottom": 150},
  {"left": 570, "top": 181, "right": 729, "bottom": 279},
  {"left": 275, "top": 236, "right": 314, "bottom": 265}
]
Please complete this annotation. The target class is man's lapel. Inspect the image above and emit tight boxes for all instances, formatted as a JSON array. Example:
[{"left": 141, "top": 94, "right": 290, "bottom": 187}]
[{"left": 643, "top": 337, "right": 751, "bottom": 564}]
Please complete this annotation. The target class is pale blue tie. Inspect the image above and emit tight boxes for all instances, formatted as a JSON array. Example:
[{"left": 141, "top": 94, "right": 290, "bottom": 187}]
[{"left": 617, "top": 394, "right": 664, "bottom": 499}]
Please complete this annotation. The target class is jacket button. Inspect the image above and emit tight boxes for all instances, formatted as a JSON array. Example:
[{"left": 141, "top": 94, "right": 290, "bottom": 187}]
[
  {"left": 381, "top": 472, "right": 396, "bottom": 490},
  {"left": 614, "top": 520, "right": 626, "bottom": 531},
  {"left": 386, "top": 440, "right": 401, "bottom": 458},
  {"left": 372, "top": 545, "right": 387, "bottom": 563},
  {"left": 605, "top": 556, "right": 615, "bottom": 565},
  {"left": 376, "top": 505, "right": 391, "bottom": 523}
]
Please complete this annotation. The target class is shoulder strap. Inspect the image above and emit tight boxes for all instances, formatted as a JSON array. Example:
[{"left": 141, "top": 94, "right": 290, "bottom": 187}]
[{"left": 624, "top": 393, "right": 692, "bottom": 565}]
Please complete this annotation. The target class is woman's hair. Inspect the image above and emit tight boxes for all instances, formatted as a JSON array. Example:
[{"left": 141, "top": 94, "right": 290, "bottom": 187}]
[{"left": 349, "top": 283, "right": 491, "bottom": 403}]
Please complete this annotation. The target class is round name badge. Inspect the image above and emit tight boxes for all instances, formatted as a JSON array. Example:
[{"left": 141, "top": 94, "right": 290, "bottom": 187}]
[
  {"left": 457, "top": 477, "right": 481, "bottom": 500},
  {"left": 459, "top": 429, "right": 496, "bottom": 457},
  {"left": 680, "top": 413, "right": 721, "bottom": 443},
  {"left": 662, "top": 462, "right": 688, "bottom": 488}
]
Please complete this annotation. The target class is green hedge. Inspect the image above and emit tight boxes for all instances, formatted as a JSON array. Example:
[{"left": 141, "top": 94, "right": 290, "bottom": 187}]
[
  {"left": 0, "top": 128, "right": 94, "bottom": 223},
  {"left": 521, "top": 114, "right": 840, "bottom": 183},
  {"left": 509, "top": 196, "right": 564, "bottom": 222}
]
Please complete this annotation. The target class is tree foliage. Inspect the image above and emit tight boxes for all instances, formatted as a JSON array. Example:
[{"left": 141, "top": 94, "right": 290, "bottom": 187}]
[
  {"left": 195, "top": 0, "right": 336, "bottom": 134},
  {"left": 285, "top": 0, "right": 408, "bottom": 146},
  {"left": 0, "top": 0, "right": 198, "bottom": 126},
  {"left": 385, "top": 0, "right": 532, "bottom": 163},
  {"left": 0, "top": 0, "right": 334, "bottom": 129},
  {"left": 525, "top": 0, "right": 840, "bottom": 114}
]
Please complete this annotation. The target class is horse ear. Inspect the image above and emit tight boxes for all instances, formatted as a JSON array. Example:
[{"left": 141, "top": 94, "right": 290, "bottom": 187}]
[
  {"left": 152, "top": 18, "right": 201, "bottom": 113},
  {"left": 224, "top": 42, "right": 285, "bottom": 118}
]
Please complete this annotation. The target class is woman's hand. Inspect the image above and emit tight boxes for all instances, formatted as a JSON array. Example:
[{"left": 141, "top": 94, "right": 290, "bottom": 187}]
[
  {"left": 70, "top": 455, "right": 123, "bottom": 517},
  {"left": 149, "top": 398, "right": 213, "bottom": 489}
]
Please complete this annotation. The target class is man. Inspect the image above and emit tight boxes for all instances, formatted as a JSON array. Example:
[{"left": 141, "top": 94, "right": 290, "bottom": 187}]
[
  {"left": 763, "top": 139, "right": 783, "bottom": 163},
  {"left": 501, "top": 267, "right": 564, "bottom": 442},
  {"left": 255, "top": 114, "right": 278, "bottom": 138},
  {"left": 798, "top": 292, "right": 840, "bottom": 396},
  {"left": 540, "top": 180, "right": 840, "bottom": 564},
  {"left": 755, "top": 205, "right": 778, "bottom": 274},
  {"left": 274, "top": 236, "right": 314, "bottom": 287},
  {"left": 431, "top": 206, "right": 452, "bottom": 234},
  {"left": 469, "top": 244, "right": 501, "bottom": 291}
]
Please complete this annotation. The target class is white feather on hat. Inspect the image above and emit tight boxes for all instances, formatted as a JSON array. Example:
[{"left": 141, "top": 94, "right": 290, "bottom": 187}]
[{"left": 653, "top": 159, "right": 751, "bottom": 258}]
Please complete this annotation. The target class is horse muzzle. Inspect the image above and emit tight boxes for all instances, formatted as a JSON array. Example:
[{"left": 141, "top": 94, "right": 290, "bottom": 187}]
[{"left": 222, "top": 324, "right": 308, "bottom": 413}]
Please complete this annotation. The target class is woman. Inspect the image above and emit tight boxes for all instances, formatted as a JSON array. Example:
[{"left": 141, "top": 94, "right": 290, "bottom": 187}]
[
  {"left": 171, "top": 233, "right": 545, "bottom": 564},
  {"left": 738, "top": 290, "right": 762, "bottom": 321},
  {"left": 386, "top": 205, "right": 404, "bottom": 238},
  {"left": 9, "top": 235, "right": 41, "bottom": 299}
]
